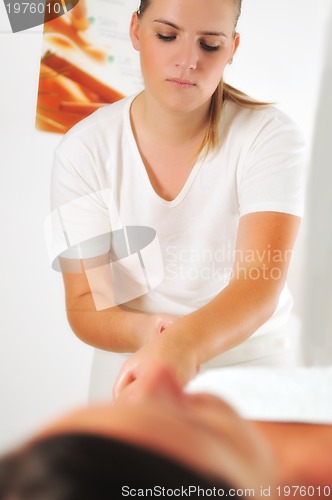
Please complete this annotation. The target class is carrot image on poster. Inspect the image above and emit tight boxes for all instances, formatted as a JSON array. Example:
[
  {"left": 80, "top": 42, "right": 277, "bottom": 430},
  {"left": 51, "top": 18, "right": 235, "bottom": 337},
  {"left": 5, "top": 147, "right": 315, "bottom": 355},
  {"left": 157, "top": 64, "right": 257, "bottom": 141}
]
[{"left": 36, "top": 0, "right": 142, "bottom": 133}]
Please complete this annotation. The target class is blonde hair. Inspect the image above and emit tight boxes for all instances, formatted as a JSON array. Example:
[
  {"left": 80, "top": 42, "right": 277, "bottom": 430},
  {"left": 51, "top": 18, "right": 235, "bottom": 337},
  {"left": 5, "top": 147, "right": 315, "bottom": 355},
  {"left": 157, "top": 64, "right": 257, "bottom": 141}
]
[{"left": 198, "top": 81, "right": 271, "bottom": 157}]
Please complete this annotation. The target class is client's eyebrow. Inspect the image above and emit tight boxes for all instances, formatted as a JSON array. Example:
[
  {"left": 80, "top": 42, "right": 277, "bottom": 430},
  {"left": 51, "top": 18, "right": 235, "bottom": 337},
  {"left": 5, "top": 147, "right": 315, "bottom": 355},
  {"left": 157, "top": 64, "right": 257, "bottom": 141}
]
[{"left": 153, "top": 19, "right": 228, "bottom": 38}]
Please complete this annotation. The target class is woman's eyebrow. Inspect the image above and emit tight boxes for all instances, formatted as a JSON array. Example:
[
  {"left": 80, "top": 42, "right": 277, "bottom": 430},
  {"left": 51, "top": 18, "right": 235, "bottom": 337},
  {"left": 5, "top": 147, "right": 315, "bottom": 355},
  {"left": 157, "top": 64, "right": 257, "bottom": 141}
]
[{"left": 153, "top": 19, "right": 228, "bottom": 38}]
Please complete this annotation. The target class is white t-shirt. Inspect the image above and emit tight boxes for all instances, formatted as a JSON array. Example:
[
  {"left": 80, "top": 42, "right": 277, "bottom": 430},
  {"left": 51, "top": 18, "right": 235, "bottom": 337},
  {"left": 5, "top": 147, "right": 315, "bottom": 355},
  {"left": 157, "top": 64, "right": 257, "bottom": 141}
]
[{"left": 48, "top": 93, "right": 306, "bottom": 396}]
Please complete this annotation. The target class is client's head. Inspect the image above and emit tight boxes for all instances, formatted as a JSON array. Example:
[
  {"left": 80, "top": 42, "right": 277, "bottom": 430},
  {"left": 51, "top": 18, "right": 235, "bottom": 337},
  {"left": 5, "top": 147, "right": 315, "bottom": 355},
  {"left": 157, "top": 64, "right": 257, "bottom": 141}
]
[{"left": 0, "top": 363, "right": 276, "bottom": 499}]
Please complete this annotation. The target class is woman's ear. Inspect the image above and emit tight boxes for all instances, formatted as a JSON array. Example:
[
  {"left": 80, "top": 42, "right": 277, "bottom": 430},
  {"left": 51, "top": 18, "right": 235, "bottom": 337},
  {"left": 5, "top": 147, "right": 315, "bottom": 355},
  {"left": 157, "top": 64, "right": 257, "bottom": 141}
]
[
  {"left": 130, "top": 12, "right": 141, "bottom": 51},
  {"left": 231, "top": 32, "right": 241, "bottom": 59}
]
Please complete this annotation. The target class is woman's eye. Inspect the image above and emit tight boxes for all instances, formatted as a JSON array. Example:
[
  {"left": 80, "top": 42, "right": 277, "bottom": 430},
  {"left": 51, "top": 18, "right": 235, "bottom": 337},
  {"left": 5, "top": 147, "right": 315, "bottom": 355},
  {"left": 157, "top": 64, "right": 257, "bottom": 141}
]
[
  {"left": 157, "top": 33, "right": 176, "bottom": 42},
  {"left": 200, "top": 42, "right": 221, "bottom": 52}
]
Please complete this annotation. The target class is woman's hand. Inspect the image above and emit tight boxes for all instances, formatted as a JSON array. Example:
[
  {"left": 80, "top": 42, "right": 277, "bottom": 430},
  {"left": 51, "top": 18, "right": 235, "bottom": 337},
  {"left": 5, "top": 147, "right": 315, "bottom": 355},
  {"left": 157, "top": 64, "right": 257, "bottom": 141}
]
[{"left": 113, "top": 331, "right": 199, "bottom": 399}]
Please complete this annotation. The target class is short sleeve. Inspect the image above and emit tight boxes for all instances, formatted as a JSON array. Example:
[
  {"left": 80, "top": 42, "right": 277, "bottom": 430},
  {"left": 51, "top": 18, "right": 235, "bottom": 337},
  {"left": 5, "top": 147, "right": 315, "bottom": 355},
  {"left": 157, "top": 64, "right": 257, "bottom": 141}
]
[
  {"left": 238, "top": 109, "right": 307, "bottom": 218},
  {"left": 45, "top": 134, "right": 121, "bottom": 272}
]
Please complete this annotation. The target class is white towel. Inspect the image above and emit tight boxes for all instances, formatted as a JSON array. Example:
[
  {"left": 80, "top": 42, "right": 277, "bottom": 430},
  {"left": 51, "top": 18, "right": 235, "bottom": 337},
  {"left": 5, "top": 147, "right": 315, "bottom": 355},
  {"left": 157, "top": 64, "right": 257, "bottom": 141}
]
[{"left": 186, "top": 367, "right": 332, "bottom": 424}]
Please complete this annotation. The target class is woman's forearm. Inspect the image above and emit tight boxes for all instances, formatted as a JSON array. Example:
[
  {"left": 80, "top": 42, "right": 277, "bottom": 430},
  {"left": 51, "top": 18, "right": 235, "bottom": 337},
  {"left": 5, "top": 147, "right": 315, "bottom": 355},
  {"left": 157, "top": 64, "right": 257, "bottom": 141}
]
[
  {"left": 66, "top": 293, "right": 159, "bottom": 352},
  {"left": 158, "top": 276, "right": 281, "bottom": 367},
  {"left": 65, "top": 268, "right": 282, "bottom": 364}
]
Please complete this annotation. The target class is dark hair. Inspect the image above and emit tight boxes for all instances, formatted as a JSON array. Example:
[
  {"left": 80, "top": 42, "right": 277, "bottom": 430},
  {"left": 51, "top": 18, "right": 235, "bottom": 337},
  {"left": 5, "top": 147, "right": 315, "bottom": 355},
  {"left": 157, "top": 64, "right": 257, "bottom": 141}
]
[{"left": 0, "top": 433, "right": 240, "bottom": 499}]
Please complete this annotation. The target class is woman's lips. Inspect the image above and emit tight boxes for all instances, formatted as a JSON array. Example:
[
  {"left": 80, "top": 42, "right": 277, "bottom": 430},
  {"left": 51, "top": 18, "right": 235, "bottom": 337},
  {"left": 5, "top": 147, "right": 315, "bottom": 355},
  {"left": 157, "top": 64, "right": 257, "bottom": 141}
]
[{"left": 167, "top": 78, "right": 196, "bottom": 88}]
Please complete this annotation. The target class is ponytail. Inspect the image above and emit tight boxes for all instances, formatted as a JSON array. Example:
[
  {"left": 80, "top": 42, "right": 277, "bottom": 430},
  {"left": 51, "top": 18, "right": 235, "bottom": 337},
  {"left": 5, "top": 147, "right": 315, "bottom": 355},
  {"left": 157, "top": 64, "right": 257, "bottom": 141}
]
[{"left": 197, "top": 81, "right": 272, "bottom": 158}]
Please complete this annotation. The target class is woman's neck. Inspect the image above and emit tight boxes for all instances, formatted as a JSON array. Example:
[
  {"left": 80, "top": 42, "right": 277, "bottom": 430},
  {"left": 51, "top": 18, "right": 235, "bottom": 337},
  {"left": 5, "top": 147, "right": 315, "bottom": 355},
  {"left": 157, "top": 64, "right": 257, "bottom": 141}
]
[{"left": 132, "top": 91, "right": 210, "bottom": 147}]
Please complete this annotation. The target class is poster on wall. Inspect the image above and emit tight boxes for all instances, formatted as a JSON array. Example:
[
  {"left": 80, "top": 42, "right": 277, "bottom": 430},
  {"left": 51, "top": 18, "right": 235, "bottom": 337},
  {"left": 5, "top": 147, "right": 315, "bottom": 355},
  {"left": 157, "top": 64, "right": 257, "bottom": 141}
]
[{"left": 35, "top": 0, "right": 142, "bottom": 133}]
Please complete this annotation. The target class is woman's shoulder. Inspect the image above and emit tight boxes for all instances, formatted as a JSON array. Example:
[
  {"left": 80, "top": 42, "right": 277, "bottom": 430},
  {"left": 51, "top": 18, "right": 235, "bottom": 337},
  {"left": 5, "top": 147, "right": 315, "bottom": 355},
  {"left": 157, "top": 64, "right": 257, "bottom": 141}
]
[
  {"left": 222, "top": 100, "right": 304, "bottom": 149},
  {"left": 224, "top": 99, "right": 302, "bottom": 135},
  {"left": 57, "top": 93, "right": 136, "bottom": 152}
]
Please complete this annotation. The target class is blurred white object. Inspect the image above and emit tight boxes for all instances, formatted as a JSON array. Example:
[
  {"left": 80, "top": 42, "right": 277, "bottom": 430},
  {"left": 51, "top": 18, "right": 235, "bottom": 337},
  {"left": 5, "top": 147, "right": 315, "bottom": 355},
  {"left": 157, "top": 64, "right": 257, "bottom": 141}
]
[
  {"left": 187, "top": 367, "right": 332, "bottom": 424},
  {"left": 302, "top": 5, "right": 332, "bottom": 365}
]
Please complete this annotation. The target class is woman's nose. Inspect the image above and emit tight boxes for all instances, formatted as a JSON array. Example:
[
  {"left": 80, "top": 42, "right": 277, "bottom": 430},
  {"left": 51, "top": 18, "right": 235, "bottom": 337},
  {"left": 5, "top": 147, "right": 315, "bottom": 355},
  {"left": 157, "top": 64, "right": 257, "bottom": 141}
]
[{"left": 175, "top": 40, "right": 198, "bottom": 71}]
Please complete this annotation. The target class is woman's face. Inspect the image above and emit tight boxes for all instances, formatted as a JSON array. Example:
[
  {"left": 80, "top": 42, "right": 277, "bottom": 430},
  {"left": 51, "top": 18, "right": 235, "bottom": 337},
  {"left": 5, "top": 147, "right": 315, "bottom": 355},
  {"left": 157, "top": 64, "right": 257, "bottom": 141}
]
[
  {"left": 37, "top": 364, "right": 276, "bottom": 494},
  {"left": 130, "top": 0, "right": 240, "bottom": 115}
]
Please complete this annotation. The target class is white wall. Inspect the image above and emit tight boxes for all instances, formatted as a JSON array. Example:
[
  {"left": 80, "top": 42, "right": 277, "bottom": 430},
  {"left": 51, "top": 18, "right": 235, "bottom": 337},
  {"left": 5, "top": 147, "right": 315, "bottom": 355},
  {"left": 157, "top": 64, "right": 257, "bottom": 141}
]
[
  {"left": 0, "top": 14, "right": 93, "bottom": 452},
  {"left": 0, "top": 0, "right": 330, "bottom": 453}
]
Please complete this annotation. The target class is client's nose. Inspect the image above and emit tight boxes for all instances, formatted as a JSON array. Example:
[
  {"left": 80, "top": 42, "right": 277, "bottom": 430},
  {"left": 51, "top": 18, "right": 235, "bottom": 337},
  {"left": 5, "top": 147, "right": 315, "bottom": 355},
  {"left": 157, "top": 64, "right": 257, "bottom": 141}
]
[{"left": 123, "top": 363, "right": 184, "bottom": 405}]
